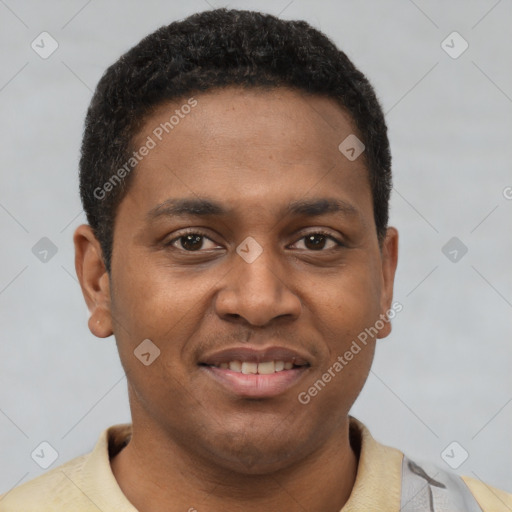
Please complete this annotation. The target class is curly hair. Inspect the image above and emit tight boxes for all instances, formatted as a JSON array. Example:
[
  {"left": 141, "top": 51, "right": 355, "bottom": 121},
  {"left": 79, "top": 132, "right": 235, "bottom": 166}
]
[{"left": 79, "top": 8, "right": 392, "bottom": 272}]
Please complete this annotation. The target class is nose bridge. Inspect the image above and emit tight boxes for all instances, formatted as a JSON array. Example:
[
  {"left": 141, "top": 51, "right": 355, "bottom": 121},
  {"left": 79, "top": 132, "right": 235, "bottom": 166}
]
[
  {"left": 235, "top": 234, "right": 285, "bottom": 297},
  {"left": 239, "top": 241, "right": 281, "bottom": 292},
  {"left": 215, "top": 234, "right": 302, "bottom": 325}
]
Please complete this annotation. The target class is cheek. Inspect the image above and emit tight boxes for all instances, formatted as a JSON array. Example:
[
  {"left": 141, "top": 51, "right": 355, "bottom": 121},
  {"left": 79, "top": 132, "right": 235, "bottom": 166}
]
[
  {"left": 111, "top": 255, "right": 210, "bottom": 337},
  {"left": 312, "top": 261, "right": 383, "bottom": 333},
  {"left": 109, "top": 263, "right": 203, "bottom": 417}
]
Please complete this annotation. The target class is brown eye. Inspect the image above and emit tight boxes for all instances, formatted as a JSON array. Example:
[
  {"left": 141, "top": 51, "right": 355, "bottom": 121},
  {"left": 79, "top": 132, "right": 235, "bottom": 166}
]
[
  {"left": 179, "top": 234, "right": 205, "bottom": 251},
  {"left": 304, "top": 234, "right": 328, "bottom": 250},
  {"left": 293, "top": 233, "right": 341, "bottom": 251},
  {"left": 165, "top": 230, "right": 219, "bottom": 252}
]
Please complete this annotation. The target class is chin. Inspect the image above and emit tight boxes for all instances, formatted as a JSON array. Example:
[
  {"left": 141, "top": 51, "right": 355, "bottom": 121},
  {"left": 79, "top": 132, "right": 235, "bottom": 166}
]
[{"left": 197, "top": 427, "right": 315, "bottom": 475}]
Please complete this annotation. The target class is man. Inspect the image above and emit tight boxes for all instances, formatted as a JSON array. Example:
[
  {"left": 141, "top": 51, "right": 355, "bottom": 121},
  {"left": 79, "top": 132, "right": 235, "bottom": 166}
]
[{"left": 1, "top": 8, "right": 510, "bottom": 511}]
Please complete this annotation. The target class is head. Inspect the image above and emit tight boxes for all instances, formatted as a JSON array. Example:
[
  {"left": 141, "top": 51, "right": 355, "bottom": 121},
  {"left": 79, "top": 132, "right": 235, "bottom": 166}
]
[
  {"left": 79, "top": 8, "right": 392, "bottom": 272},
  {"left": 75, "top": 8, "right": 398, "bottom": 473}
]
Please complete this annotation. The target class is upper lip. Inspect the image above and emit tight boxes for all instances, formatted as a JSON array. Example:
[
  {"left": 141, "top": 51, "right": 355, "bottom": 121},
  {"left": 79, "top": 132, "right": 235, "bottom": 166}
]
[{"left": 199, "top": 346, "right": 311, "bottom": 366}]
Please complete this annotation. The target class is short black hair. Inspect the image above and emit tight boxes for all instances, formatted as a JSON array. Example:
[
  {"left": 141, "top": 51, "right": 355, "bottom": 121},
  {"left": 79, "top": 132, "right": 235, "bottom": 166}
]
[{"left": 79, "top": 8, "right": 392, "bottom": 272}]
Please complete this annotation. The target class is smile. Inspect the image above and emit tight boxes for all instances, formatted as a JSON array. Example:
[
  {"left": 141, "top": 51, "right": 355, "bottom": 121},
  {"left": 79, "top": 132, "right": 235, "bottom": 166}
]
[
  {"left": 203, "top": 360, "right": 307, "bottom": 374},
  {"left": 198, "top": 345, "right": 312, "bottom": 398}
]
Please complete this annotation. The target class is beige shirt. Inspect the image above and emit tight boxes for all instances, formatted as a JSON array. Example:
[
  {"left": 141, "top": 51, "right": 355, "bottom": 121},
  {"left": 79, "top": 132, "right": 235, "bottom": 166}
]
[{"left": 1, "top": 418, "right": 510, "bottom": 511}]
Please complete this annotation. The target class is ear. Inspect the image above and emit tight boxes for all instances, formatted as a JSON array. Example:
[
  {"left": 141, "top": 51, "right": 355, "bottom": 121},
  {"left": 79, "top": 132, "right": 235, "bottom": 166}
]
[
  {"left": 73, "top": 224, "right": 113, "bottom": 338},
  {"left": 377, "top": 227, "right": 399, "bottom": 339}
]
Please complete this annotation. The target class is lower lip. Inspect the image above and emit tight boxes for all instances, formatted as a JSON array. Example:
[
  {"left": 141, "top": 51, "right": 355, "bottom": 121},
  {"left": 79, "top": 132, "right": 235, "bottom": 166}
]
[{"left": 201, "top": 365, "right": 309, "bottom": 398}]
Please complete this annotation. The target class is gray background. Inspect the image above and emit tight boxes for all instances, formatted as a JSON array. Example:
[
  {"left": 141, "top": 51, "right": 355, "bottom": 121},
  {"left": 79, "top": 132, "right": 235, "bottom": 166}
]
[{"left": 1, "top": 0, "right": 511, "bottom": 497}]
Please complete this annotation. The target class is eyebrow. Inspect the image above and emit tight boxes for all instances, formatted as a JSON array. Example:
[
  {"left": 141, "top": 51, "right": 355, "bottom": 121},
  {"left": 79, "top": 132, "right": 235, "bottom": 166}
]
[{"left": 147, "top": 197, "right": 359, "bottom": 221}]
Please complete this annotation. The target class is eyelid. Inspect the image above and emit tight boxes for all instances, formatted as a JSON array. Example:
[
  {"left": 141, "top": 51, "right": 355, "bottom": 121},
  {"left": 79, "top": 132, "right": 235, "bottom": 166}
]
[
  {"left": 165, "top": 228, "right": 218, "bottom": 248},
  {"left": 289, "top": 229, "right": 344, "bottom": 249},
  {"left": 165, "top": 227, "right": 345, "bottom": 251}
]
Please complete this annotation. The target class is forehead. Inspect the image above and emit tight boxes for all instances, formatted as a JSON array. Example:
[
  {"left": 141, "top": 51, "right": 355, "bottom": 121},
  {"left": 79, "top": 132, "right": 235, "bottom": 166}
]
[
  {"left": 125, "top": 87, "right": 371, "bottom": 222},
  {"left": 138, "top": 86, "right": 361, "bottom": 156}
]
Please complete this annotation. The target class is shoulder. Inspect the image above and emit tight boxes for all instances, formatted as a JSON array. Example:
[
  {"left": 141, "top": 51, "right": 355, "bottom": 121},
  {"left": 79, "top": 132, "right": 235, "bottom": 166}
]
[
  {"left": 351, "top": 416, "right": 512, "bottom": 511},
  {"left": 462, "top": 475, "right": 512, "bottom": 511},
  {"left": 400, "top": 454, "right": 512, "bottom": 512},
  {"left": 0, "top": 424, "right": 134, "bottom": 512},
  {"left": 0, "top": 453, "right": 92, "bottom": 511}
]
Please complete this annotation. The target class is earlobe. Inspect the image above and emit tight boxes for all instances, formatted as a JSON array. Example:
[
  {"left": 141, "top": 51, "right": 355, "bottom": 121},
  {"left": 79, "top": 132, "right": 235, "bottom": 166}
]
[
  {"left": 377, "top": 227, "right": 399, "bottom": 339},
  {"left": 73, "top": 224, "right": 113, "bottom": 338}
]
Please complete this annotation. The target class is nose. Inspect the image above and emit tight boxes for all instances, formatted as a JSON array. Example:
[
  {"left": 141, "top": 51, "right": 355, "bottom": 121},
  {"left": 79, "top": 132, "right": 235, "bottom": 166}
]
[{"left": 214, "top": 242, "right": 302, "bottom": 327}]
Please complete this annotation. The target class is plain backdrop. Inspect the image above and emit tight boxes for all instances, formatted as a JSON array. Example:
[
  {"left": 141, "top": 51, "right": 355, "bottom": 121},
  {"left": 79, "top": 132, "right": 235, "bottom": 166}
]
[{"left": 1, "top": 0, "right": 511, "bottom": 496}]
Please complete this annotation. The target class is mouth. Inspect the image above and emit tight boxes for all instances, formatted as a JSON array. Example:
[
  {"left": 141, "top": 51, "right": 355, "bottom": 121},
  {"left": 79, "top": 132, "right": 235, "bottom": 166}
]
[
  {"left": 199, "top": 359, "right": 308, "bottom": 374},
  {"left": 198, "top": 346, "right": 311, "bottom": 398}
]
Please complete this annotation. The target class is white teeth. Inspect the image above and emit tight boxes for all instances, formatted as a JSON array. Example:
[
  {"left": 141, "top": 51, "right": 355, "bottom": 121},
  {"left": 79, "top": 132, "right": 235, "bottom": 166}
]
[
  {"left": 215, "top": 360, "right": 300, "bottom": 374},
  {"left": 274, "top": 361, "right": 285, "bottom": 372},
  {"left": 257, "top": 361, "right": 275, "bottom": 374},
  {"left": 241, "top": 362, "right": 258, "bottom": 374},
  {"left": 229, "top": 361, "right": 242, "bottom": 372}
]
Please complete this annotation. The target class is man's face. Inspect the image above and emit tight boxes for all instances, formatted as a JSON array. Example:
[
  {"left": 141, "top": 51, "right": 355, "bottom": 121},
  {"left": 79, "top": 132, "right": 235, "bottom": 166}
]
[{"left": 85, "top": 87, "right": 397, "bottom": 473}]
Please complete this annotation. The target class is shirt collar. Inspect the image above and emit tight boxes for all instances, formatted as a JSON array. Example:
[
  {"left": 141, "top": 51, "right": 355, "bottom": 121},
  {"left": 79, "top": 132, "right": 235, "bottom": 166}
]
[
  {"left": 79, "top": 417, "right": 403, "bottom": 511},
  {"left": 342, "top": 416, "right": 403, "bottom": 510}
]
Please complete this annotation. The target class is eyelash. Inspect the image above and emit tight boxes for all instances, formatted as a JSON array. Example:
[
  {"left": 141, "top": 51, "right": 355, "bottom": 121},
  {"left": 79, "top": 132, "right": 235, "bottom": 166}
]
[{"left": 165, "top": 228, "right": 344, "bottom": 252}]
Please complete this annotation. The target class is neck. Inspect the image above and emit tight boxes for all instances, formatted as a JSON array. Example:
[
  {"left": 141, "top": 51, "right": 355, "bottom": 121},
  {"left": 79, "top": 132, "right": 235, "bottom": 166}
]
[{"left": 111, "top": 418, "right": 359, "bottom": 512}]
